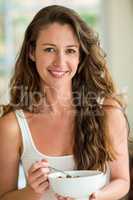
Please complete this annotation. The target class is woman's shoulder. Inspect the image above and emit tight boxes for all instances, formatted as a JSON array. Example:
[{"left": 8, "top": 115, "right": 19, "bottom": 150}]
[
  {"left": 102, "top": 97, "right": 126, "bottom": 122},
  {"left": 0, "top": 111, "right": 17, "bottom": 127},
  {"left": 0, "top": 111, "right": 21, "bottom": 143},
  {"left": 102, "top": 97, "right": 128, "bottom": 139},
  {"left": 102, "top": 97, "right": 123, "bottom": 111}
]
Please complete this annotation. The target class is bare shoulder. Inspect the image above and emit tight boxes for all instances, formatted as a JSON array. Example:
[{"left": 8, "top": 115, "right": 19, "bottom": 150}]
[
  {"left": 103, "top": 97, "right": 126, "bottom": 121},
  {"left": 0, "top": 111, "right": 20, "bottom": 143},
  {"left": 103, "top": 98, "right": 128, "bottom": 144},
  {"left": 103, "top": 97, "right": 123, "bottom": 110},
  {"left": 0, "top": 111, "right": 18, "bottom": 127},
  {"left": 0, "top": 112, "right": 19, "bottom": 136}
]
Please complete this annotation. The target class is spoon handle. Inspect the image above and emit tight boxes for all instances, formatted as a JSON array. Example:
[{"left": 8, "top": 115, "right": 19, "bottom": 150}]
[
  {"left": 49, "top": 166, "right": 66, "bottom": 174},
  {"left": 49, "top": 166, "right": 72, "bottom": 177}
]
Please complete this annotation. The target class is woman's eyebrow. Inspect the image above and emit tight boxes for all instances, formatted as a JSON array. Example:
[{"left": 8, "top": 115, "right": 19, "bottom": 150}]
[
  {"left": 42, "top": 43, "right": 79, "bottom": 48},
  {"left": 42, "top": 43, "right": 56, "bottom": 46},
  {"left": 66, "top": 45, "right": 79, "bottom": 48}
]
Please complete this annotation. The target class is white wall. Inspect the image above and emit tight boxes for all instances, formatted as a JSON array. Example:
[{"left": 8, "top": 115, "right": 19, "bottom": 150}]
[{"left": 101, "top": 0, "right": 133, "bottom": 135}]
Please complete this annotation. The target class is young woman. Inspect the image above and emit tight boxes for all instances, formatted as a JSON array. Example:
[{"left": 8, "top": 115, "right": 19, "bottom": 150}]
[{"left": 0, "top": 5, "right": 130, "bottom": 200}]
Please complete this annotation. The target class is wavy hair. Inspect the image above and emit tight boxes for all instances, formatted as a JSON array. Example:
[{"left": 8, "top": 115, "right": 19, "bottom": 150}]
[{"left": 1, "top": 5, "right": 128, "bottom": 171}]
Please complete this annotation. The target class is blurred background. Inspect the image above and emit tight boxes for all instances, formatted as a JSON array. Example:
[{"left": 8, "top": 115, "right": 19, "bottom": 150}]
[{"left": 0, "top": 0, "right": 133, "bottom": 193}]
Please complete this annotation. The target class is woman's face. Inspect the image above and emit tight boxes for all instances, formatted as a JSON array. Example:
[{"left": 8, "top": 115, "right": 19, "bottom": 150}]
[{"left": 30, "top": 22, "right": 80, "bottom": 88}]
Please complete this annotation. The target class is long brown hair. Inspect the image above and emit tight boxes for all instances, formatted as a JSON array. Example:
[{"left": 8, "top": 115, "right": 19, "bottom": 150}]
[{"left": 1, "top": 5, "right": 128, "bottom": 171}]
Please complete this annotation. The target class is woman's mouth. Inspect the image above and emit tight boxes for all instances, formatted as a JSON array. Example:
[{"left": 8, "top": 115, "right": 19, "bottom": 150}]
[{"left": 48, "top": 70, "right": 68, "bottom": 78}]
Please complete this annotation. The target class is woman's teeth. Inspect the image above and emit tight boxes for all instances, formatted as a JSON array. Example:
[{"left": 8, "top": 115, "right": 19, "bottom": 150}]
[{"left": 48, "top": 70, "right": 68, "bottom": 78}]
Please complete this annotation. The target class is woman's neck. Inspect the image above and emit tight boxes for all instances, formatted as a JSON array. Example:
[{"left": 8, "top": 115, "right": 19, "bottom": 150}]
[{"left": 42, "top": 84, "right": 74, "bottom": 114}]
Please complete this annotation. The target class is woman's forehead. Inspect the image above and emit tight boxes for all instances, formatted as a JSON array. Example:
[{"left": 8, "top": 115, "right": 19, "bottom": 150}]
[{"left": 36, "top": 22, "right": 79, "bottom": 46}]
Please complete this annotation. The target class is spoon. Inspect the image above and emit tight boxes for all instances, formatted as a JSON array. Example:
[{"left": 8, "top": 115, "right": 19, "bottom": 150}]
[{"left": 49, "top": 166, "right": 72, "bottom": 178}]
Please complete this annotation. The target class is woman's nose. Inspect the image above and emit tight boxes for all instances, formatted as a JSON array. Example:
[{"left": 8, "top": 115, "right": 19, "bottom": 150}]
[{"left": 53, "top": 51, "right": 66, "bottom": 67}]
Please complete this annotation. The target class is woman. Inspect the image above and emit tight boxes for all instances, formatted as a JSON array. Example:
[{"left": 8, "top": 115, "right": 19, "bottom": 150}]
[{"left": 0, "top": 5, "right": 130, "bottom": 200}]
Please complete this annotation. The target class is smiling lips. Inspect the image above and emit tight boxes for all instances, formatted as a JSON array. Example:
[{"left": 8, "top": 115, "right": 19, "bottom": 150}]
[{"left": 48, "top": 69, "right": 69, "bottom": 78}]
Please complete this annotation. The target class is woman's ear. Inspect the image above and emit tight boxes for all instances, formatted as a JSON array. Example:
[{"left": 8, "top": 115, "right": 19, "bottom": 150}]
[{"left": 29, "top": 46, "right": 36, "bottom": 62}]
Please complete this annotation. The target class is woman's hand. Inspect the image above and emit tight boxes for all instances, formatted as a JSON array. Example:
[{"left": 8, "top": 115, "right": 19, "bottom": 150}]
[
  {"left": 27, "top": 159, "right": 50, "bottom": 195},
  {"left": 55, "top": 192, "right": 99, "bottom": 200},
  {"left": 55, "top": 193, "right": 75, "bottom": 200}
]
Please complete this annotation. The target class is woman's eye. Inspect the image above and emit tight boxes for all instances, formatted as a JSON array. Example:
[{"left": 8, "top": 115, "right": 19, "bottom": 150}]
[
  {"left": 43, "top": 48, "right": 55, "bottom": 52},
  {"left": 66, "top": 49, "right": 77, "bottom": 54}
]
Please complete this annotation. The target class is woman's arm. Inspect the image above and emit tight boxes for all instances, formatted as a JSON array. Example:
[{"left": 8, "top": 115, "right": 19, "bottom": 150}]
[
  {"left": 0, "top": 187, "right": 42, "bottom": 200},
  {"left": 0, "top": 112, "right": 44, "bottom": 200},
  {"left": 90, "top": 99, "right": 130, "bottom": 200}
]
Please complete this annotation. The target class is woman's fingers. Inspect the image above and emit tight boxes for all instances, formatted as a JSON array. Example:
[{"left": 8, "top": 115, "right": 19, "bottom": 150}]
[
  {"left": 55, "top": 193, "right": 75, "bottom": 200},
  {"left": 37, "top": 179, "right": 49, "bottom": 191},
  {"left": 29, "top": 165, "right": 49, "bottom": 183},
  {"left": 27, "top": 159, "right": 50, "bottom": 195},
  {"left": 30, "top": 159, "right": 49, "bottom": 173},
  {"left": 32, "top": 173, "right": 48, "bottom": 186},
  {"left": 31, "top": 179, "right": 49, "bottom": 193}
]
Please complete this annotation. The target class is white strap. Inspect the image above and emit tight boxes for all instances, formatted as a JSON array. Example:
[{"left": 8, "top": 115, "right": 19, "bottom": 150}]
[{"left": 15, "top": 110, "right": 34, "bottom": 158}]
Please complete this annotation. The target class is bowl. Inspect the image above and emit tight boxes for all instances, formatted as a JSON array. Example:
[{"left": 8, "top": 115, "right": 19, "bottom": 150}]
[{"left": 48, "top": 170, "right": 108, "bottom": 199}]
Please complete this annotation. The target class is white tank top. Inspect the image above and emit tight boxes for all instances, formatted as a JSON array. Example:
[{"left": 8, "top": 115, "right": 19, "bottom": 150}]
[
  {"left": 15, "top": 110, "right": 75, "bottom": 200},
  {"left": 15, "top": 109, "right": 110, "bottom": 200}
]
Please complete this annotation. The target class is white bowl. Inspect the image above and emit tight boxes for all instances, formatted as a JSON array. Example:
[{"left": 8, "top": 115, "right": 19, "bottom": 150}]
[{"left": 48, "top": 170, "right": 107, "bottom": 199}]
